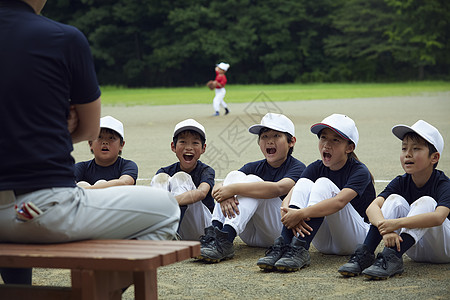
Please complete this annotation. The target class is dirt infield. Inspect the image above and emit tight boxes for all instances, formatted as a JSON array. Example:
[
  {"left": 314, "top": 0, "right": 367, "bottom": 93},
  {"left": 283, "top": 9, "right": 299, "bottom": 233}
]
[{"left": 18, "top": 93, "right": 450, "bottom": 298}]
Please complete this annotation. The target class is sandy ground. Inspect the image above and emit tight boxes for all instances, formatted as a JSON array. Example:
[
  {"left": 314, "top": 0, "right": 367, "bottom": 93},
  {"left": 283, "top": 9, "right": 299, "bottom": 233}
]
[{"left": 8, "top": 92, "right": 450, "bottom": 299}]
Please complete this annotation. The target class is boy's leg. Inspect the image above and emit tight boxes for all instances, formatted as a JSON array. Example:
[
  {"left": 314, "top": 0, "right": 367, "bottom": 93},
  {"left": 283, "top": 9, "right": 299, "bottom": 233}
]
[
  {"left": 0, "top": 186, "right": 180, "bottom": 243},
  {"left": 339, "top": 194, "right": 410, "bottom": 277},
  {"left": 403, "top": 197, "right": 450, "bottom": 263},
  {"left": 296, "top": 177, "right": 369, "bottom": 255},
  {"left": 170, "top": 172, "right": 212, "bottom": 240},
  {"left": 212, "top": 88, "right": 224, "bottom": 115},
  {"left": 150, "top": 173, "right": 170, "bottom": 191},
  {"left": 221, "top": 171, "right": 280, "bottom": 247}
]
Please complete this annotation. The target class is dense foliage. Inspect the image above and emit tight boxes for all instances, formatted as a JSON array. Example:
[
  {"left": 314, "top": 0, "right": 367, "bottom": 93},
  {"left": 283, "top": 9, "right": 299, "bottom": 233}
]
[{"left": 42, "top": 0, "right": 450, "bottom": 87}]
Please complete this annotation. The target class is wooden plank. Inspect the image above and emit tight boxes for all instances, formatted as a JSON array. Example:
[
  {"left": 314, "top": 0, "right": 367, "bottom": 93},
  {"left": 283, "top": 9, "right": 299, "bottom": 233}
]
[{"left": 0, "top": 240, "right": 200, "bottom": 271}]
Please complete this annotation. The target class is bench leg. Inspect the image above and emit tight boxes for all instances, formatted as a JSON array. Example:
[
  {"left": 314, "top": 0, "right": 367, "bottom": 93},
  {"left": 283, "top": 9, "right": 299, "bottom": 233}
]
[
  {"left": 133, "top": 270, "right": 157, "bottom": 300},
  {"left": 72, "top": 269, "right": 133, "bottom": 300}
]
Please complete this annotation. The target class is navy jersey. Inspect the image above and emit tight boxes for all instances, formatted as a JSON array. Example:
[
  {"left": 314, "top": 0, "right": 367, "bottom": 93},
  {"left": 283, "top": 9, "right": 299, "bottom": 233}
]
[
  {"left": 75, "top": 157, "right": 138, "bottom": 185},
  {"left": 156, "top": 160, "right": 215, "bottom": 212},
  {"left": 301, "top": 158, "right": 375, "bottom": 221},
  {"left": 0, "top": 1, "right": 101, "bottom": 190},
  {"left": 239, "top": 155, "right": 306, "bottom": 200},
  {"left": 379, "top": 170, "right": 450, "bottom": 220}
]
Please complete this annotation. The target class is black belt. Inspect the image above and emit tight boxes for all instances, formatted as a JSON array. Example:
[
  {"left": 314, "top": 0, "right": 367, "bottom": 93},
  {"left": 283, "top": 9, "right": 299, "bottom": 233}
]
[{"left": 13, "top": 189, "right": 41, "bottom": 196}]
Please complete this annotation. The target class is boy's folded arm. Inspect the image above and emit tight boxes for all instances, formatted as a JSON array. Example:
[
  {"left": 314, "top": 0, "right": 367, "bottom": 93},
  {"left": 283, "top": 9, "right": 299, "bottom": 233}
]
[
  {"left": 233, "top": 178, "right": 295, "bottom": 200},
  {"left": 84, "top": 175, "right": 135, "bottom": 189},
  {"left": 396, "top": 206, "right": 449, "bottom": 229},
  {"left": 175, "top": 182, "right": 210, "bottom": 206},
  {"left": 366, "top": 196, "right": 386, "bottom": 227}
]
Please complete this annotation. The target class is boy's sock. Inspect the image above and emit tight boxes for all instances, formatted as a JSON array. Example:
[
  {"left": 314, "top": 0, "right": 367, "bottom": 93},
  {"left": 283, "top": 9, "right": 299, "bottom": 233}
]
[
  {"left": 222, "top": 225, "right": 237, "bottom": 243},
  {"left": 281, "top": 204, "right": 300, "bottom": 244},
  {"left": 363, "top": 225, "right": 383, "bottom": 254},
  {"left": 281, "top": 225, "right": 294, "bottom": 244},
  {"left": 390, "top": 233, "right": 415, "bottom": 258},
  {"left": 299, "top": 217, "right": 324, "bottom": 250},
  {"left": 212, "top": 220, "right": 223, "bottom": 230}
]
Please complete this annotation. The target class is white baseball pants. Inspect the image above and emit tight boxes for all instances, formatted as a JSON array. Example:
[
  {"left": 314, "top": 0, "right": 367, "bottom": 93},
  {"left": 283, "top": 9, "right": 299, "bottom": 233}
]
[
  {"left": 289, "top": 177, "right": 370, "bottom": 255},
  {"left": 381, "top": 194, "right": 450, "bottom": 263},
  {"left": 211, "top": 171, "right": 283, "bottom": 247},
  {"left": 213, "top": 87, "right": 228, "bottom": 112},
  {"left": 151, "top": 172, "right": 212, "bottom": 240}
]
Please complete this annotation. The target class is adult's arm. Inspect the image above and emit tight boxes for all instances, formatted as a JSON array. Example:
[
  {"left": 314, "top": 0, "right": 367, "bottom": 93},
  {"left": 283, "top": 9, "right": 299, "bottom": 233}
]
[{"left": 70, "top": 97, "right": 101, "bottom": 144}]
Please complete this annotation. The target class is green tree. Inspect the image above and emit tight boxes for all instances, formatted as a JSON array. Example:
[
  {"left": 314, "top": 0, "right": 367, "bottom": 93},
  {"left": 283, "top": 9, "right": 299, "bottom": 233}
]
[{"left": 384, "top": 0, "right": 450, "bottom": 79}]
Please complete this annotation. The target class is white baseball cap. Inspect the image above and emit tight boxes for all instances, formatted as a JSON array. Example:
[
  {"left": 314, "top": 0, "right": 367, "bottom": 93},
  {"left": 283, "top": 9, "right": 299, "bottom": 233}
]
[
  {"left": 310, "top": 114, "right": 359, "bottom": 148},
  {"left": 100, "top": 116, "right": 124, "bottom": 139},
  {"left": 248, "top": 113, "right": 295, "bottom": 136},
  {"left": 392, "top": 120, "right": 444, "bottom": 155},
  {"left": 173, "top": 119, "right": 206, "bottom": 139},
  {"left": 216, "top": 62, "right": 230, "bottom": 71}
]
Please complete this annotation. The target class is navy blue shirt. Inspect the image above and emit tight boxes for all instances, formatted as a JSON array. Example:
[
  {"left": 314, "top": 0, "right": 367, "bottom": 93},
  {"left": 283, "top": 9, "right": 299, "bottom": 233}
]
[
  {"left": 0, "top": 1, "right": 101, "bottom": 190},
  {"left": 75, "top": 157, "right": 138, "bottom": 185},
  {"left": 301, "top": 158, "right": 375, "bottom": 221},
  {"left": 239, "top": 155, "right": 306, "bottom": 200},
  {"left": 156, "top": 160, "right": 215, "bottom": 212},
  {"left": 379, "top": 170, "right": 450, "bottom": 220}
]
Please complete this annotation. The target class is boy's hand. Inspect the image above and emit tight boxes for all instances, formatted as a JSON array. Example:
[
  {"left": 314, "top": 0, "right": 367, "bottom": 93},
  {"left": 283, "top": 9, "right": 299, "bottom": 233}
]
[
  {"left": 382, "top": 232, "right": 403, "bottom": 252},
  {"left": 220, "top": 197, "right": 239, "bottom": 219},
  {"left": 291, "top": 219, "right": 312, "bottom": 238},
  {"left": 15, "top": 202, "right": 43, "bottom": 221},
  {"left": 280, "top": 207, "right": 303, "bottom": 230},
  {"left": 377, "top": 219, "right": 399, "bottom": 235},
  {"left": 212, "top": 185, "right": 234, "bottom": 203}
]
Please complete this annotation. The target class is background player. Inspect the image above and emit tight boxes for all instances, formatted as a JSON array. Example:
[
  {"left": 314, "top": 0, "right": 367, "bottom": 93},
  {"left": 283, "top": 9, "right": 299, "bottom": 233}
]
[
  {"left": 338, "top": 120, "right": 450, "bottom": 279},
  {"left": 210, "top": 62, "right": 230, "bottom": 116}
]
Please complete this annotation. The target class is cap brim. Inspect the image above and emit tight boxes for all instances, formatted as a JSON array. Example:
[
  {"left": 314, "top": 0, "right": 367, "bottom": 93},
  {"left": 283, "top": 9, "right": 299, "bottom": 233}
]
[
  {"left": 310, "top": 123, "right": 350, "bottom": 140},
  {"left": 248, "top": 125, "right": 264, "bottom": 135},
  {"left": 391, "top": 124, "right": 413, "bottom": 141}
]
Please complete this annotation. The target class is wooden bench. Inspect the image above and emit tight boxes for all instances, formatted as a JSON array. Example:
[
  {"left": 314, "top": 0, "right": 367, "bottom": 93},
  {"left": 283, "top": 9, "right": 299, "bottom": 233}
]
[{"left": 0, "top": 239, "right": 200, "bottom": 300}]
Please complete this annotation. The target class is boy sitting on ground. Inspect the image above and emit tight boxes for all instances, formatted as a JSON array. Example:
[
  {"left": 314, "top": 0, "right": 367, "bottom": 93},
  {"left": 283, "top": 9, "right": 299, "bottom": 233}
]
[
  {"left": 75, "top": 116, "right": 138, "bottom": 188},
  {"left": 338, "top": 120, "right": 450, "bottom": 280},
  {"left": 151, "top": 119, "right": 215, "bottom": 240}
]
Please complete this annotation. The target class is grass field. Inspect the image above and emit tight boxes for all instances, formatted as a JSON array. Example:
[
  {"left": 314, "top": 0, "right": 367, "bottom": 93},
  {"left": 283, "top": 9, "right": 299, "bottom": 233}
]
[{"left": 100, "top": 81, "right": 450, "bottom": 106}]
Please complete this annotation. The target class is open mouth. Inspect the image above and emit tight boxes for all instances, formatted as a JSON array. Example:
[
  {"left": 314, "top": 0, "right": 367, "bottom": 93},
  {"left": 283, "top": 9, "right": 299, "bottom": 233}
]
[
  {"left": 266, "top": 148, "right": 276, "bottom": 155},
  {"left": 404, "top": 161, "right": 414, "bottom": 165},
  {"left": 101, "top": 148, "right": 109, "bottom": 152},
  {"left": 323, "top": 152, "right": 331, "bottom": 160},
  {"left": 183, "top": 154, "right": 194, "bottom": 162}
]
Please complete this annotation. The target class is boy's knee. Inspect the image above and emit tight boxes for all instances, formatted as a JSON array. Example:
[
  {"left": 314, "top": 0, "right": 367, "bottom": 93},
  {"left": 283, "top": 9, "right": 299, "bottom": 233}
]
[
  {"left": 410, "top": 196, "right": 437, "bottom": 214},
  {"left": 150, "top": 173, "right": 170, "bottom": 191}
]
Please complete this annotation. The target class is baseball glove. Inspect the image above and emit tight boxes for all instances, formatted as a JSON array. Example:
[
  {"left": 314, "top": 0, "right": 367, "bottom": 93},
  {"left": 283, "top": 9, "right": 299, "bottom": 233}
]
[{"left": 206, "top": 80, "right": 216, "bottom": 90}]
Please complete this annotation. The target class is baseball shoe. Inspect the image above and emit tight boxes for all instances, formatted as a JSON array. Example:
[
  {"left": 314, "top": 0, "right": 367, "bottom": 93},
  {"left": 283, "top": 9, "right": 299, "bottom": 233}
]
[
  {"left": 199, "top": 226, "right": 215, "bottom": 248},
  {"left": 213, "top": 111, "right": 219, "bottom": 116},
  {"left": 257, "top": 236, "right": 287, "bottom": 271},
  {"left": 274, "top": 236, "right": 310, "bottom": 272},
  {"left": 338, "top": 244, "right": 375, "bottom": 277},
  {"left": 362, "top": 247, "right": 404, "bottom": 280},
  {"left": 198, "top": 227, "right": 234, "bottom": 263},
  {"left": 225, "top": 108, "right": 229, "bottom": 115}
]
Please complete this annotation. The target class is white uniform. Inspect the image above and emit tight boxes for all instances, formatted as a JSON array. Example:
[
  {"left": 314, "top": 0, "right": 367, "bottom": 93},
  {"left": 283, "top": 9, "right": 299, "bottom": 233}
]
[
  {"left": 381, "top": 194, "right": 450, "bottom": 263},
  {"left": 290, "top": 177, "right": 370, "bottom": 255},
  {"left": 151, "top": 172, "right": 212, "bottom": 240}
]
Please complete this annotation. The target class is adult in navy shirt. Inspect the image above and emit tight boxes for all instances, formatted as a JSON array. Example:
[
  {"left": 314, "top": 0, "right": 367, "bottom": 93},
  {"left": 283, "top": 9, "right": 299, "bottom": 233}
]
[{"left": 0, "top": 0, "right": 179, "bottom": 285}]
